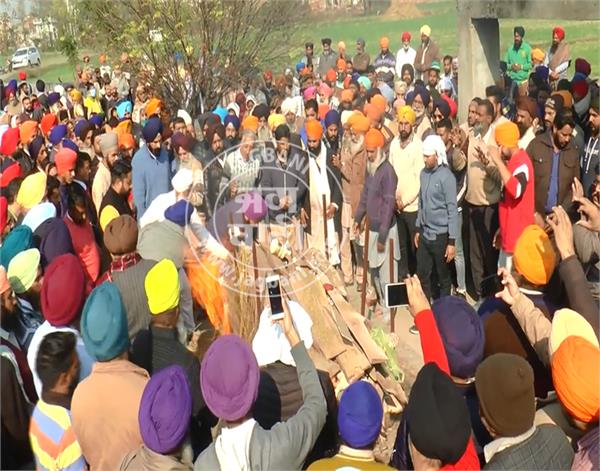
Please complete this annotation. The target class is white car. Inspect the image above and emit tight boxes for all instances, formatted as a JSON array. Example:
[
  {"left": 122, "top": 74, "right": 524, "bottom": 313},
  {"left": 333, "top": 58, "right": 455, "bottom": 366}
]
[{"left": 11, "top": 47, "right": 41, "bottom": 69}]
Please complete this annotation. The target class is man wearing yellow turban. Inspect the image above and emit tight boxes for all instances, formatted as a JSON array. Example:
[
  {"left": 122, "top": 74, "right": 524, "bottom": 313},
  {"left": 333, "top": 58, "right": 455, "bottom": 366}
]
[
  {"left": 389, "top": 105, "right": 422, "bottom": 279},
  {"left": 414, "top": 24, "right": 441, "bottom": 81},
  {"left": 17, "top": 172, "right": 47, "bottom": 210},
  {"left": 130, "top": 257, "right": 216, "bottom": 451}
]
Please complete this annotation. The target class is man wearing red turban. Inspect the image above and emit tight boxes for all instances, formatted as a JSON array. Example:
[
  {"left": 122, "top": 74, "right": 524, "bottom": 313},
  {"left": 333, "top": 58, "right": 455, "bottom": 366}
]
[{"left": 546, "top": 26, "right": 570, "bottom": 83}]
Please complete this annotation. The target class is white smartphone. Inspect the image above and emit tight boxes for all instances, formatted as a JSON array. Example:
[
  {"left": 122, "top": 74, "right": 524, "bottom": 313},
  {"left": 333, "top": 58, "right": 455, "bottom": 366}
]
[
  {"left": 385, "top": 282, "right": 409, "bottom": 308},
  {"left": 266, "top": 275, "right": 284, "bottom": 320}
]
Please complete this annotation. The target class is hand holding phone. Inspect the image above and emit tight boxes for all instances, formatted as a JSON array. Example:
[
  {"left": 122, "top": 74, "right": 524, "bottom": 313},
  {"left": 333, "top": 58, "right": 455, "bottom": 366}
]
[
  {"left": 480, "top": 273, "right": 503, "bottom": 299},
  {"left": 266, "top": 275, "right": 300, "bottom": 347},
  {"left": 266, "top": 275, "right": 284, "bottom": 320},
  {"left": 385, "top": 282, "right": 409, "bottom": 308},
  {"left": 495, "top": 268, "right": 520, "bottom": 306}
]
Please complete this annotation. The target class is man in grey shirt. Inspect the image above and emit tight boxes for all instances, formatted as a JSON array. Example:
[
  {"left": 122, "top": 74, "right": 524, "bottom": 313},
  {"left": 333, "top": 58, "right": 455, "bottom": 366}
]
[{"left": 415, "top": 134, "right": 458, "bottom": 300}]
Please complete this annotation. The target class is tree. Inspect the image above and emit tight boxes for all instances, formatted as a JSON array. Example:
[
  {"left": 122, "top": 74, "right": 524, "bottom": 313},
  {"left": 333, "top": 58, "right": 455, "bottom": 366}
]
[{"left": 81, "top": 0, "right": 298, "bottom": 116}]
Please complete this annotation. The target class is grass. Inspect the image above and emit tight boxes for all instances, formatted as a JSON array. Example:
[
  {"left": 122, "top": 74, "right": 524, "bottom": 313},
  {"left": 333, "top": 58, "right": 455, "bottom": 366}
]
[
  {"left": 292, "top": 1, "right": 600, "bottom": 75},
  {"left": 0, "top": 51, "right": 90, "bottom": 84},
  {"left": 1, "top": 1, "right": 598, "bottom": 85}
]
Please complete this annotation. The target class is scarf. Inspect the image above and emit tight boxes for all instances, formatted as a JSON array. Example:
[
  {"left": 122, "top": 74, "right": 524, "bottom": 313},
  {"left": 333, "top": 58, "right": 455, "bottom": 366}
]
[
  {"left": 214, "top": 419, "right": 257, "bottom": 471},
  {"left": 574, "top": 91, "right": 591, "bottom": 117},
  {"left": 366, "top": 151, "right": 386, "bottom": 176},
  {"left": 548, "top": 41, "right": 570, "bottom": 72}
]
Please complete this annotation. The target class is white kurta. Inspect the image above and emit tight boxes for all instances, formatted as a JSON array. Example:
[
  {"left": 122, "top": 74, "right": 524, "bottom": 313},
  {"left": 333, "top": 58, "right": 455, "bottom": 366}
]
[{"left": 307, "top": 145, "right": 340, "bottom": 265}]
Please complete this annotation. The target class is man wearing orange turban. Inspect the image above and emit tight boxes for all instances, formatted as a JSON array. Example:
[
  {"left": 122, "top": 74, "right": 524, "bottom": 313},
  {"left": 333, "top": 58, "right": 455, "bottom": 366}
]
[
  {"left": 145, "top": 98, "right": 162, "bottom": 119},
  {"left": 304, "top": 118, "right": 342, "bottom": 266},
  {"left": 55, "top": 148, "right": 78, "bottom": 184},
  {"left": 389, "top": 105, "right": 421, "bottom": 278},
  {"left": 371, "top": 94, "right": 387, "bottom": 115},
  {"left": 118, "top": 133, "right": 136, "bottom": 160},
  {"left": 338, "top": 112, "right": 369, "bottom": 286},
  {"left": 354, "top": 125, "right": 399, "bottom": 315},
  {"left": 40, "top": 114, "right": 58, "bottom": 137},
  {"left": 20, "top": 120, "right": 38, "bottom": 146},
  {"left": 489, "top": 121, "right": 534, "bottom": 269},
  {"left": 340, "top": 89, "right": 354, "bottom": 106},
  {"left": 365, "top": 128, "right": 385, "bottom": 150},
  {"left": 364, "top": 103, "right": 383, "bottom": 127},
  {"left": 241, "top": 115, "right": 259, "bottom": 133},
  {"left": 373, "top": 36, "right": 396, "bottom": 87},
  {"left": 551, "top": 336, "right": 599, "bottom": 425}
]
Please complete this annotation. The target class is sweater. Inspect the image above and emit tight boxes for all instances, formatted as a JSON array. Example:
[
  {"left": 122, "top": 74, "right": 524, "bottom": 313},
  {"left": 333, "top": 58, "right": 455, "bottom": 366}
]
[
  {"left": 355, "top": 160, "right": 398, "bottom": 245},
  {"left": 29, "top": 398, "right": 86, "bottom": 471},
  {"left": 71, "top": 360, "right": 149, "bottom": 471},
  {"left": 310, "top": 446, "right": 395, "bottom": 470},
  {"left": 390, "top": 309, "right": 481, "bottom": 470},
  {"left": 253, "top": 362, "right": 338, "bottom": 467},
  {"left": 505, "top": 42, "right": 532, "bottom": 83},
  {"left": 581, "top": 136, "right": 599, "bottom": 198},
  {"left": 193, "top": 342, "right": 327, "bottom": 470},
  {"left": 353, "top": 52, "right": 371, "bottom": 74},
  {"left": 92, "top": 161, "right": 111, "bottom": 214},
  {"left": 258, "top": 149, "right": 308, "bottom": 221},
  {"left": 132, "top": 144, "right": 173, "bottom": 219},
  {"left": 572, "top": 426, "right": 599, "bottom": 471},
  {"left": 483, "top": 425, "right": 573, "bottom": 470},
  {"left": 64, "top": 216, "right": 101, "bottom": 283},
  {"left": 99, "top": 186, "right": 133, "bottom": 219},
  {"left": 499, "top": 149, "right": 534, "bottom": 252},
  {"left": 466, "top": 127, "right": 502, "bottom": 206},
  {"left": 414, "top": 39, "right": 441, "bottom": 79},
  {"left": 111, "top": 257, "right": 157, "bottom": 340},
  {"left": 416, "top": 164, "right": 458, "bottom": 242},
  {"left": 373, "top": 51, "right": 396, "bottom": 86},
  {"left": 26, "top": 321, "right": 94, "bottom": 397},
  {"left": 120, "top": 445, "right": 193, "bottom": 471},
  {"left": 389, "top": 134, "right": 423, "bottom": 213},
  {"left": 130, "top": 326, "right": 214, "bottom": 454}
]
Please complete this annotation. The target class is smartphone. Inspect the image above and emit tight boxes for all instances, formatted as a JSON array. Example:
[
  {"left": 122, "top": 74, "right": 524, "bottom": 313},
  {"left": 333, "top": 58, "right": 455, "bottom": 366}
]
[
  {"left": 480, "top": 274, "right": 503, "bottom": 299},
  {"left": 266, "top": 275, "right": 284, "bottom": 320},
  {"left": 385, "top": 282, "right": 408, "bottom": 308}
]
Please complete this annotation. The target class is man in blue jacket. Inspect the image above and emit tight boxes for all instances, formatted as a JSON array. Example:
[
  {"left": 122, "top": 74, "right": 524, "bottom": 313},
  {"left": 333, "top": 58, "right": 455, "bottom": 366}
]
[
  {"left": 415, "top": 134, "right": 458, "bottom": 300},
  {"left": 132, "top": 117, "right": 174, "bottom": 218}
]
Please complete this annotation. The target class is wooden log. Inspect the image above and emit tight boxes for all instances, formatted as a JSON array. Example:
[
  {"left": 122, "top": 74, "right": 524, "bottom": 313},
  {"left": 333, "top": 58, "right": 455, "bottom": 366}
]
[
  {"left": 389, "top": 237, "right": 396, "bottom": 333},
  {"left": 360, "top": 216, "right": 370, "bottom": 316},
  {"left": 322, "top": 194, "right": 329, "bottom": 261},
  {"left": 328, "top": 289, "right": 388, "bottom": 364}
]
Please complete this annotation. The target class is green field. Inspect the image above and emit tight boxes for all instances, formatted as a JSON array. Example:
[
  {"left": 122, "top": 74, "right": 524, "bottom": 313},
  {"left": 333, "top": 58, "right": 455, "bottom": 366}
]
[
  {"left": 0, "top": 50, "right": 93, "bottom": 84},
  {"left": 292, "top": 1, "right": 600, "bottom": 74},
  {"left": 2, "top": 1, "right": 599, "bottom": 85}
]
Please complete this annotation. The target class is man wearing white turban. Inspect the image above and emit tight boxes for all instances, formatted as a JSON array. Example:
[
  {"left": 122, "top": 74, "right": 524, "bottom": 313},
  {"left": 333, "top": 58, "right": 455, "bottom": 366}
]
[{"left": 415, "top": 134, "right": 457, "bottom": 300}]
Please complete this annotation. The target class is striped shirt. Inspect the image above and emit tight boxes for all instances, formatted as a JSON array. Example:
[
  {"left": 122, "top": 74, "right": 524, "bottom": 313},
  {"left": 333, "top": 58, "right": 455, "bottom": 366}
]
[
  {"left": 29, "top": 400, "right": 86, "bottom": 471},
  {"left": 219, "top": 148, "right": 261, "bottom": 196}
]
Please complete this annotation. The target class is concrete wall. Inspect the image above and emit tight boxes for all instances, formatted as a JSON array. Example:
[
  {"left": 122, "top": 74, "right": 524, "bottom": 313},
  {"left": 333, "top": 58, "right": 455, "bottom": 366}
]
[
  {"left": 456, "top": 0, "right": 600, "bottom": 122},
  {"left": 457, "top": 17, "right": 500, "bottom": 121},
  {"left": 458, "top": 0, "right": 600, "bottom": 21}
]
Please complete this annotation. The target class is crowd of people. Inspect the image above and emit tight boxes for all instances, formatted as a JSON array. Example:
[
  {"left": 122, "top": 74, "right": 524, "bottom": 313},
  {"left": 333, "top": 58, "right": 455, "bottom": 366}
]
[{"left": 0, "top": 20, "right": 599, "bottom": 471}]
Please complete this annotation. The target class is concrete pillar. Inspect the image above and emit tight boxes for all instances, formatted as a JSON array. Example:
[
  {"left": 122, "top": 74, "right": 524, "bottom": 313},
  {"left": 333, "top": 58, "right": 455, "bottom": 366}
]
[{"left": 457, "top": 17, "right": 500, "bottom": 123}]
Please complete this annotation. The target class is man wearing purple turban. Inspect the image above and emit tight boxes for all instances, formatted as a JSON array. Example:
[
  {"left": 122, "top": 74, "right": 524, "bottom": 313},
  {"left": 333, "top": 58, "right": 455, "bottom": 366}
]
[
  {"left": 194, "top": 299, "right": 327, "bottom": 470},
  {"left": 120, "top": 365, "right": 194, "bottom": 469}
]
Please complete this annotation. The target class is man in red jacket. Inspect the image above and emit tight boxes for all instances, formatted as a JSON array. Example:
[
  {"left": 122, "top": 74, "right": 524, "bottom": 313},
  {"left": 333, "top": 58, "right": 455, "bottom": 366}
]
[
  {"left": 489, "top": 121, "right": 534, "bottom": 271},
  {"left": 400, "top": 275, "right": 481, "bottom": 470}
]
